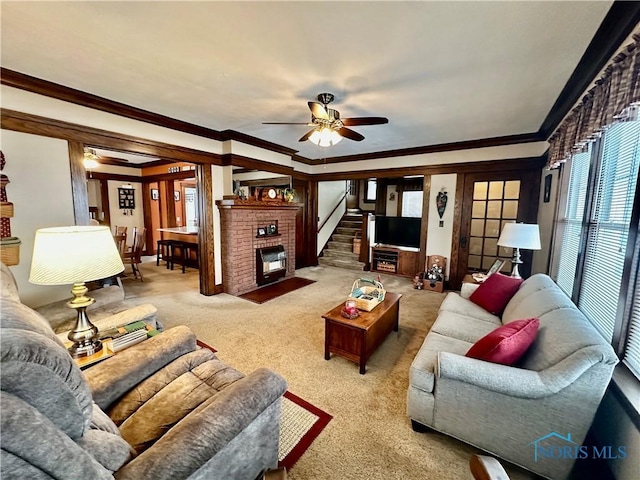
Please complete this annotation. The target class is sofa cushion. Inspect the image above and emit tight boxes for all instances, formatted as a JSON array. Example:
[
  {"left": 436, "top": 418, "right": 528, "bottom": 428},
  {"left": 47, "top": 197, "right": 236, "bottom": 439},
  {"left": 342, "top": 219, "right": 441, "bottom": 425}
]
[
  {"left": 466, "top": 318, "right": 539, "bottom": 365},
  {"left": 502, "top": 279, "right": 576, "bottom": 324},
  {"left": 409, "top": 332, "right": 473, "bottom": 393},
  {"left": 110, "top": 349, "right": 245, "bottom": 453},
  {"left": 439, "top": 292, "right": 502, "bottom": 325},
  {"left": 1, "top": 328, "right": 94, "bottom": 439},
  {"left": 431, "top": 311, "right": 501, "bottom": 344},
  {"left": 469, "top": 273, "right": 523, "bottom": 316}
]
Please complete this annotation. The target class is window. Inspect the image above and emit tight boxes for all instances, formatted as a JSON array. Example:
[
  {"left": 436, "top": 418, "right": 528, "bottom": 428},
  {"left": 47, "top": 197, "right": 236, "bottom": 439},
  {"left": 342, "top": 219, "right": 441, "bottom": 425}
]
[
  {"left": 401, "top": 191, "right": 423, "bottom": 218},
  {"left": 364, "top": 179, "right": 377, "bottom": 203},
  {"left": 555, "top": 146, "right": 591, "bottom": 296},
  {"left": 552, "top": 120, "right": 640, "bottom": 378}
]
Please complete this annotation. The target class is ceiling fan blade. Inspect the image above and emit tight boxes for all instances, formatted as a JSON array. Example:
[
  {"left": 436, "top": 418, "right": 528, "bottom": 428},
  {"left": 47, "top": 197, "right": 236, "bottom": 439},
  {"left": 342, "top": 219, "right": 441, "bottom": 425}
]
[
  {"left": 298, "top": 129, "right": 316, "bottom": 142},
  {"left": 308, "top": 101, "right": 330, "bottom": 120},
  {"left": 341, "top": 117, "right": 389, "bottom": 126},
  {"left": 262, "top": 122, "right": 311, "bottom": 125},
  {"left": 337, "top": 127, "right": 365, "bottom": 142}
]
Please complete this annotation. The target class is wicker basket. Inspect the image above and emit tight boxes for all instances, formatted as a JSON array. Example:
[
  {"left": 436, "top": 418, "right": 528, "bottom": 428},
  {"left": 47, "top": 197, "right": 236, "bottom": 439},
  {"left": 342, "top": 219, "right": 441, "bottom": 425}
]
[
  {"left": 0, "top": 202, "right": 14, "bottom": 218},
  {"left": 0, "top": 243, "right": 20, "bottom": 266},
  {"left": 347, "top": 278, "right": 385, "bottom": 312}
]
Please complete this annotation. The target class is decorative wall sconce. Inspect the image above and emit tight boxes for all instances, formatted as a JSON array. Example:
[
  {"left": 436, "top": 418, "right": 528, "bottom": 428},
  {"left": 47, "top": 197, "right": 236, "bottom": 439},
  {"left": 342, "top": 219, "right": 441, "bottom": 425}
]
[{"left": 436, "top": 188, "right": 448, "bottom": 227}]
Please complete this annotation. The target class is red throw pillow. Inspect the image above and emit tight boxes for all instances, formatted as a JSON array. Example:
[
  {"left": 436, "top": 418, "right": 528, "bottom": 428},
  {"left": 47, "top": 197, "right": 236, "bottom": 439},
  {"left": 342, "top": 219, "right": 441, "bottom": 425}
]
[
  {"left": 469, "top": 272, "right": 523, "bottom": 315},
  {"left": 466, "top": 318, "right": 540, "bottom": 365}
]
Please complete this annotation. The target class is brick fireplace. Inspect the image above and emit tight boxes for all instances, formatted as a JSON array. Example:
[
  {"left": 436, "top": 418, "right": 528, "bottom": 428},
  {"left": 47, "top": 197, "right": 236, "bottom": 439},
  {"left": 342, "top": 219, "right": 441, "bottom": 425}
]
[{"left": 217, "top": 199, "right": 299, "bottom": 295}]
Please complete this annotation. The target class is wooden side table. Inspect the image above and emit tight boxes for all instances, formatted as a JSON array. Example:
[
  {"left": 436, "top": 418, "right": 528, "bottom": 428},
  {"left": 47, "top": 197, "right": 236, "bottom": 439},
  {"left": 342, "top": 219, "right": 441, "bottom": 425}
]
[{"left": 322, "top": 292, "right": 402, "bottom": 374}]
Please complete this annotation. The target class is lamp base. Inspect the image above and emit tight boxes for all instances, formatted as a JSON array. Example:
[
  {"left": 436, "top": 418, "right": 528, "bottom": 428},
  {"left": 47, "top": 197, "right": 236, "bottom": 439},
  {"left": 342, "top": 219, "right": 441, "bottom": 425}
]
[
  {"left": 68, "top": 338, "right": 103, "bottom": 358},
  {"left": 66, "top": 282, "right": 103, "bottom": 359},
  {"left": 510, "top": 248, "right": 523, "bottom": 279}
]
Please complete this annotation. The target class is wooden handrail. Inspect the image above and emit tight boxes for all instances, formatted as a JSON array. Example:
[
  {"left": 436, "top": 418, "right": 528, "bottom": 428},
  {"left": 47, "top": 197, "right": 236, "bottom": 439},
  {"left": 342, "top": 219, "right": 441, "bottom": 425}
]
[{"left": 317, "top": 191, "right": 348, "bottom": 233}]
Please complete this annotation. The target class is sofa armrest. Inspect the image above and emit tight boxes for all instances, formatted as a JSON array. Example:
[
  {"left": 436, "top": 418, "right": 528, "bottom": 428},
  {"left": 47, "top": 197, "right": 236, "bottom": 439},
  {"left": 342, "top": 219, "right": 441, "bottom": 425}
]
[
  {"left": 113, "top": 368, "right": 287, "bottom": 480},
  {"left": 84, "top": 326, "right": 197, "bottom": 410},
  {"left": 437, "top": 351, "right": 553, "bottom": 399}
]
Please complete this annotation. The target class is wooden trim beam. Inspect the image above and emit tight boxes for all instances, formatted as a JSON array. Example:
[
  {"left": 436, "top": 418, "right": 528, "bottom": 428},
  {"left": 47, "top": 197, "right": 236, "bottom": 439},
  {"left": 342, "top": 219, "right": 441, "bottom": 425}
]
[
  {"left": 297, "top": 133, "right": 543, "bottom": 165},
  {"left": 418, "top": 175, "right": 431, "bottom": 273},
  {"left": 196, "top": 164, "right": 216, "bottom": 295},
  {"left": 1, "top": 68, "right": 226, "bottom": 141},
  {"left": 1, "top": 109, "right": 222, "bottom": 165},
  {"left": 68, "top": 141, "right": 90, "bottom": 225},
  {"left": 312, "top": 156, "right": 547, "bottom": 181}
]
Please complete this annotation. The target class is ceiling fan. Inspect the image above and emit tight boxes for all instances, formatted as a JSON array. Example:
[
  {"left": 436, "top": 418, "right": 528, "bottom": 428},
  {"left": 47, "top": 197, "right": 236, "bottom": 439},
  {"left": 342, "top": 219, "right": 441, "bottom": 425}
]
[{"left": 263, "top": 93, "right": 389, "bottom": 146}]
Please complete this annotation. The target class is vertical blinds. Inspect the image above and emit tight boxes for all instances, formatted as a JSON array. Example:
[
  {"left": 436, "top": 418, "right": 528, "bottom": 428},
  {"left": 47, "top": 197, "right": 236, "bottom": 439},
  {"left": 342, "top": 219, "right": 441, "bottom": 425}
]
[
  {"left": 556, "top": 148, "right": 591, "bottom": 297},
  {"left": 578, "top": 121, "right": 640, "bottom": 342}
]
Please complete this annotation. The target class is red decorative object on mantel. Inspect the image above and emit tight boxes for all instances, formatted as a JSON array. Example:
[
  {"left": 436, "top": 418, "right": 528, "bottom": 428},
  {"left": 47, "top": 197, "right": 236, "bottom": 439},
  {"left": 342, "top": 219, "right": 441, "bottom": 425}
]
[{"left": 0, "top": 150, "right": 21, "bottom": 266}]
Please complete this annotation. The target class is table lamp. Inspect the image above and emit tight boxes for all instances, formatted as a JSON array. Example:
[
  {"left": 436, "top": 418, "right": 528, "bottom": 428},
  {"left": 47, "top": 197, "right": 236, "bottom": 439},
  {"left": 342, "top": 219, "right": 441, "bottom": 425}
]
[
  {"left": 496, "top": 223, "right": 541, "bottom": 279},
  {"left": 29, "top": 226, "right": 125, "bottom": 358}
]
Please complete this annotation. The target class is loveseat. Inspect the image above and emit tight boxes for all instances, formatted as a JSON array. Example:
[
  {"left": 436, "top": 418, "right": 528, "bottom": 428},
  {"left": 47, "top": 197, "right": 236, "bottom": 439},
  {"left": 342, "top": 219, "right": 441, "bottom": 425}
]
[
  {"left": 407, "top": 274, "right": 618, "bottom": 480},
  {"left": 0, "top": 263, "right": 287, "bottom": 479}
]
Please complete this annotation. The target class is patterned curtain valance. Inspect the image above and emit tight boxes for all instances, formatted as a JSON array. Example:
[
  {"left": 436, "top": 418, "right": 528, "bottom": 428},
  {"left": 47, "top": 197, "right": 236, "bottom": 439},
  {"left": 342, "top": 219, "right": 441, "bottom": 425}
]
[{"left": 547, "top": 31, "right": 640, "bottom": 169}]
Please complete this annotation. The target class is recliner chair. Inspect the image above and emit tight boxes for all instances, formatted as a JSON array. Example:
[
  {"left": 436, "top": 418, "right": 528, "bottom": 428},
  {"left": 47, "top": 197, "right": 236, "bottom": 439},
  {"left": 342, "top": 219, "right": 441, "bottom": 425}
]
[{"left": 0, "top": 262, "right": 287, "bottom": 479}]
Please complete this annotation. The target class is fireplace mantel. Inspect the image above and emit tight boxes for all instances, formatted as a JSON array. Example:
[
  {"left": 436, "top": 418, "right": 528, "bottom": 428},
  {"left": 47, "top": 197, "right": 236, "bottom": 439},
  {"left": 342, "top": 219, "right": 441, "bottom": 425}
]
[{"left": 216, "top": 198, "right": 302, "bottom": 210}]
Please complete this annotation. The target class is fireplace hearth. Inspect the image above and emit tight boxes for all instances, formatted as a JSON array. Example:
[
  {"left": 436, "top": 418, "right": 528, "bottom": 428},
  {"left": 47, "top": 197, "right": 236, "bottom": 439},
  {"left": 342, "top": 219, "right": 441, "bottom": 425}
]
[{"left": 256, "top": 245, "right": 286, "bottom": 286}]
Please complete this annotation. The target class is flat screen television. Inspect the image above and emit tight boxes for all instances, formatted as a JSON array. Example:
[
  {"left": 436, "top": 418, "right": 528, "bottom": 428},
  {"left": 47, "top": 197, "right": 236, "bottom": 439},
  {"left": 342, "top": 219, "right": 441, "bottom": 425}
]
[{"left": 374, "top": 215, "right": 421, "bottom": 249}]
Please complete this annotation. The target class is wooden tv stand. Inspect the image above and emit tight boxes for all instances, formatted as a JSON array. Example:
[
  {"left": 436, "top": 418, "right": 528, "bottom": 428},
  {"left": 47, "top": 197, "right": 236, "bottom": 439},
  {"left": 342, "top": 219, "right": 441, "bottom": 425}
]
[{"left": 371, "top": 245, "right": 419, "bottom": 277}]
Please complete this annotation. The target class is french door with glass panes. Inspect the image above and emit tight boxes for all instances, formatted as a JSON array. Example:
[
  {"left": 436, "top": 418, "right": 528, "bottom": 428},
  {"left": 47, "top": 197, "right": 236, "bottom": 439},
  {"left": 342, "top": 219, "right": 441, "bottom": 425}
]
[{"left": 454, "top": 171, "right": 540, "bottom": 288}]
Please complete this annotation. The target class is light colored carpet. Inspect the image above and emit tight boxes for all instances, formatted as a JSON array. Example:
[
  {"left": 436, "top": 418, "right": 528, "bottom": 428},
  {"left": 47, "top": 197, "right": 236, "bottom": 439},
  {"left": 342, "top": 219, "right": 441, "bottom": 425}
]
[{"left": 121, "top": 260, "right": 537, "bottom": 480}]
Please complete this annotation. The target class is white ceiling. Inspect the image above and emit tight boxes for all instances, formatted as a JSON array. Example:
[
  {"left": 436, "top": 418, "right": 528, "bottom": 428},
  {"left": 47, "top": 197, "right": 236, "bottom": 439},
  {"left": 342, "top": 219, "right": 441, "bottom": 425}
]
[{"left": 1, "top": 1, "right": 613, "bottom": 161}]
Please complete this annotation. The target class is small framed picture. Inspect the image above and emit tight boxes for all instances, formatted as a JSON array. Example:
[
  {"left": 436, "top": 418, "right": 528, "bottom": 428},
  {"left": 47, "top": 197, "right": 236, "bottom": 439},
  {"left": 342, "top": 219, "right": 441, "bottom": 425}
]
[
  {"left": 174, "top": 191, "right": 181, "bottom": 201},
  {"left": 151, "top": 188, "right": 159, "bottom": 200},
  {"left": 267, "top": 224, "right": 277, "bottom": 235},
  {"left": 487, "top": 258, "right": 506, "bottom": 276},
  {"left": 257, "top": 227, "right": 266, "bottom": 237}
]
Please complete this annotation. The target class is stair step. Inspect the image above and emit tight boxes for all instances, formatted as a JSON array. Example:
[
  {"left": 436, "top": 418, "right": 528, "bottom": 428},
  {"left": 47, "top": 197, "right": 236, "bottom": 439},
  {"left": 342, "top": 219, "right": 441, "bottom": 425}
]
[
  {"left": 336, "top": 227, "right": 359, "bottom": 235},
  {"left": 340, "top": 221, "right": 362, "bottom": 229},
  {"left": 328, "top": 241, "right": 353, "bottom": 252},
  {"left": 343, "top": 215, "right": 363, "bottom": 222},
  {"left": 318, "top": 257, "right": 365, "bottom": 270},
  {"left": 332, "top": 233, "right": 355, "bottom": 243},
  {"left": 323, "top": 249, "right": 360, "bottom": 260}
]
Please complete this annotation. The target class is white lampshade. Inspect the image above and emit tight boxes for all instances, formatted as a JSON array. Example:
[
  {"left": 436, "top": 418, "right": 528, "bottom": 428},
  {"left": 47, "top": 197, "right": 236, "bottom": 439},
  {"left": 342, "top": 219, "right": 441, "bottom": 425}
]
[
  {"left": 308, "top": 127, "right": 343, "bottom": 147},
  {"left": 29, "top": 226, "right": 125, "bottom": 285},
  {"left": 497, "top": 223, "right": 541, "bottom": 250}
]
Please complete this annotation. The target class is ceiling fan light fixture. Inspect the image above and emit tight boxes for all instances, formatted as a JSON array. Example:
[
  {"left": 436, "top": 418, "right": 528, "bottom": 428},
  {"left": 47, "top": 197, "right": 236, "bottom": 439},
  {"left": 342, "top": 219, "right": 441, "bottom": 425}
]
[
  {"left": 309, "top": 127, "right": 342, "bottom": 147},
  {"left": 83, "top": 148, "right": 99, "bottom": 169}
]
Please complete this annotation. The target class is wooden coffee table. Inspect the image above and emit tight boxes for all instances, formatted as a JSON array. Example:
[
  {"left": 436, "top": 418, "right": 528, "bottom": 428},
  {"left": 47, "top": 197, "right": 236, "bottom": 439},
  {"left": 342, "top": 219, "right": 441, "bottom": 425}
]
[{"left": 323, "top": 292, "right": 402, "bottom": 374}]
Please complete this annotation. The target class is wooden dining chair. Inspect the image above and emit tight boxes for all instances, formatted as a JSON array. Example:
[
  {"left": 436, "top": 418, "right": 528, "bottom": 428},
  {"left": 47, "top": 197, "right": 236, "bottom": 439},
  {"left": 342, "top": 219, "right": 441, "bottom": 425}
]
[
  {"left": 113, "top": 233, "right": 127, "bottom": 258},
  {"left": 124, "top": 227, "right": 146, "bottom": 281}
]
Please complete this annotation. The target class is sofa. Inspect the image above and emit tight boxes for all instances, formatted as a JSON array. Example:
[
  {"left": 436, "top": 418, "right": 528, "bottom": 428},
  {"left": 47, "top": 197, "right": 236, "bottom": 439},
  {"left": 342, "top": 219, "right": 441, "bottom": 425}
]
[
  {"left": 0, "top": 263, "right": 287, "bottom": 479},
  {"left": 407, "top": 274, "right": 618, "bottom": 480}
]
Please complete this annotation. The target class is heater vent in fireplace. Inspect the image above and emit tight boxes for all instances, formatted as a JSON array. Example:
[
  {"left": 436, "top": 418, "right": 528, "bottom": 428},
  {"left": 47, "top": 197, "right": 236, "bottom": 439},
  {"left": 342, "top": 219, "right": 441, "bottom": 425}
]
[{"left": 256, "top": 245, "right": 286, "bottom": 286}]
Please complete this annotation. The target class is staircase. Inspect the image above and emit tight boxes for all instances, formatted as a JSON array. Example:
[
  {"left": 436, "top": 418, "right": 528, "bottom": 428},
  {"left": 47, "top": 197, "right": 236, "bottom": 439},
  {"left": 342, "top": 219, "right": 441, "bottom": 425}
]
[{"left": 318, "top": 210, "right": 365, "bottom": 271}]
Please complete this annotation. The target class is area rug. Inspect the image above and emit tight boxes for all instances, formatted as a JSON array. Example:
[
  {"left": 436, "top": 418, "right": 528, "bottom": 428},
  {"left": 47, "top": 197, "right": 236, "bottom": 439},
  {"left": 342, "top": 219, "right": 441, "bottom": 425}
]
[
  {"left": 278, "top": 391, "right": 332, "bottom": 470},
  {"left": 238, "top": 277, "right": 316, "bottom": 304},
  {"left": 196, "top": 339, "right": 331, "bottom": 470}
]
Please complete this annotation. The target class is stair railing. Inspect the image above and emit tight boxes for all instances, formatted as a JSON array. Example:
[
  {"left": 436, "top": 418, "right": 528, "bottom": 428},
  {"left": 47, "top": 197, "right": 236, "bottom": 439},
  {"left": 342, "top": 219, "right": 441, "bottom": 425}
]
[{"left": 317, "top": 191, "right": 348, "bottom": 233}]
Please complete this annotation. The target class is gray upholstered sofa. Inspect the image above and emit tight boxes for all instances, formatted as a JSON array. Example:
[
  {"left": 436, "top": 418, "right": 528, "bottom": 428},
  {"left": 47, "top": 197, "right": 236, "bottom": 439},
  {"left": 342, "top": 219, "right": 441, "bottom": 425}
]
[
  {"left": 0, "top": 263, "right": 287, "bottom": 479},
  {"left": 407, "top": 274, "right": 618, "bottom": 480}
]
